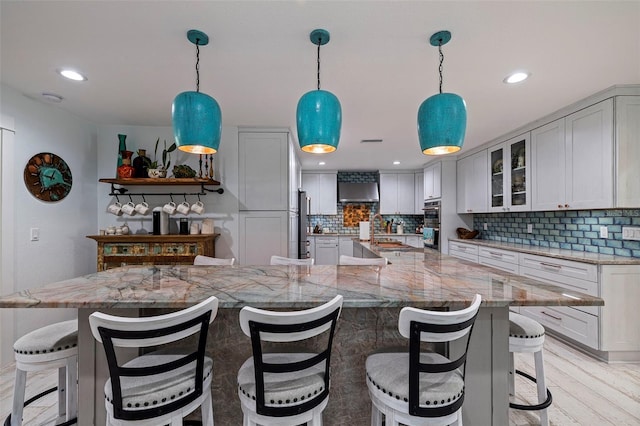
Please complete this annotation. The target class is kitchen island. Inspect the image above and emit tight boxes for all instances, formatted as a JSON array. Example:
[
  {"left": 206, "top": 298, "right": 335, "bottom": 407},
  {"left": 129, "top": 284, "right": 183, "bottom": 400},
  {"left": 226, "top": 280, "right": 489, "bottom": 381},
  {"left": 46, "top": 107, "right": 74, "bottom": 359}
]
[{"left": 0, "top": 247, "right": 603, "bottom": 425}]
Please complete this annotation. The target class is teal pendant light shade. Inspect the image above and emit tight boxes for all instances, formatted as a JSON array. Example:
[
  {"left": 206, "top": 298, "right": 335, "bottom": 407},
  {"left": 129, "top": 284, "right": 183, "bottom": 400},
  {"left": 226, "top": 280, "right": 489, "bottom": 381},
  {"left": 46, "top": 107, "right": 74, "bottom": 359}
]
[
  {"left": 173, "top": 91, "right": 221, "bottom": 154},
  {"left": 297, "top": 29, "right": 342, "bottom": 153},
  {"left": 418, "top": 93, "right": 466, "bottom": 155},
  {"left": 172, "top": 29, "right": 221, "bottom": 154},
  {"left": 418, "top": 30, "right": 467, "bottom": 155},
  {"left": 297, "top": 89, "right": 341, "bottom": 153}
]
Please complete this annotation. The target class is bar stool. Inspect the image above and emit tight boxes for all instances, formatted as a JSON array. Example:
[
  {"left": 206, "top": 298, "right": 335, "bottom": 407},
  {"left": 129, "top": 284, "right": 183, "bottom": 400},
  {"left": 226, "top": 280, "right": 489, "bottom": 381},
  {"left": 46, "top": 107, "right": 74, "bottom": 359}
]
[
  {"left": 509, "top": 312, "right": 552, "bottom": 426},
  {"left": 11, "top": 319, "right": 78, "bottom": 426},
  {"left": 89, "top": 296, "right": 219, "bottom": 425},
  {"left": 366, "top": 295, "right": 482, "bottom": 426},
  {"left": 237, "top": 295, "right": 343, "bottom": 426}
]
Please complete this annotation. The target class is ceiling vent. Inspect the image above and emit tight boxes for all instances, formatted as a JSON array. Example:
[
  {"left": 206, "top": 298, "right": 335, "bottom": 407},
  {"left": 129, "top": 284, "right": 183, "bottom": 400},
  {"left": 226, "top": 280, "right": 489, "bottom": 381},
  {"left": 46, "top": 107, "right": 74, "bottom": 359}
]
[{"left": 360, "top": 139, "right": 383, "bottom": 143}]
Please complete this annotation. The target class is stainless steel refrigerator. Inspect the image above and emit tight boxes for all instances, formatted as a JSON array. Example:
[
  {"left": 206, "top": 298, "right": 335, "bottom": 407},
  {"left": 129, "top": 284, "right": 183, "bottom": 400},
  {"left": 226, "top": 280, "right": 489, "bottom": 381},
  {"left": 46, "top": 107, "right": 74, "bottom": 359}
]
[{"left": 298, "top": 190, "right": 310, "bottom": 259}]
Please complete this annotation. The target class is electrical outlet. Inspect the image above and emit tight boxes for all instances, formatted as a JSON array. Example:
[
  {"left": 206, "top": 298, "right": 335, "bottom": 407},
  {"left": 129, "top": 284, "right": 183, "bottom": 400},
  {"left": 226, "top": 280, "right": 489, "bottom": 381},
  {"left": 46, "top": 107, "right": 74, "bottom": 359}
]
[
  {"left": 30, "top": 228, "right": 39, "bottom": 241},
  {"left": 622, "top": 226, "right": 640, "bottom": 241},
  {"left": 600, "top": 226, "right": 608, "bottom": 239},
  {"left": 527, "top": 224, "right": 533, "bottom": 233},
  {"left": 483, "top": 223, "right": 488, "bottom": 231}
]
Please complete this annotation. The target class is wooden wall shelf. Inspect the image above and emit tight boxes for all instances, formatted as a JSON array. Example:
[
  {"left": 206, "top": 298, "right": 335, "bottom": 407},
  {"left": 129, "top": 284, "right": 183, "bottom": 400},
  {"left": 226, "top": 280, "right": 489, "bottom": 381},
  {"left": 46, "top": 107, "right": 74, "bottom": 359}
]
[
  {"left": 99, "top": 178, "right": 224, "bottom": 196},
  {"left": 99, "top": 178, "right": 221, "bottom": 186}
]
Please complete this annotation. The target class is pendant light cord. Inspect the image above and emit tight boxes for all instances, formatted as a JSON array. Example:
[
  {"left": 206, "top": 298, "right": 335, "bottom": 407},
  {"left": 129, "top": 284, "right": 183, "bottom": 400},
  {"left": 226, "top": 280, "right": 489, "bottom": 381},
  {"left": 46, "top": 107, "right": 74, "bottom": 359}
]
[
  {"left": 317, "top": 38, "right": 322, "bottom": 90},
  {"left": 195, "top": 39, "right": 201, "bottom": 93},
  {"left": 438, "top": 39, "right": 444, "bottom": 94}
]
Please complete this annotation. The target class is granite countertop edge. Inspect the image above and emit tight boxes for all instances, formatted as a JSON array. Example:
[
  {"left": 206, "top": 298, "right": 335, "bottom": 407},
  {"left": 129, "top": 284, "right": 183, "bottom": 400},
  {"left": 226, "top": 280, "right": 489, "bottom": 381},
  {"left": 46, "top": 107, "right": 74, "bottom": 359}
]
[{"left": 449, "top": 238, "right": 640, "bottom": 265}]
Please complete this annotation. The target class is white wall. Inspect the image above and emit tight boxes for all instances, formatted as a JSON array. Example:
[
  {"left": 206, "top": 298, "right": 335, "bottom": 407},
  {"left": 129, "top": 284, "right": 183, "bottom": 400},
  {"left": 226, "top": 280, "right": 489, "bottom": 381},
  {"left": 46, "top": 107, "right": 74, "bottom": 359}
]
[
  {"left": 0, "top": 84, "right": 97, "bottom": 364},
  {"left": 96, "top": 125, "right": 240, "bottom": 260}
]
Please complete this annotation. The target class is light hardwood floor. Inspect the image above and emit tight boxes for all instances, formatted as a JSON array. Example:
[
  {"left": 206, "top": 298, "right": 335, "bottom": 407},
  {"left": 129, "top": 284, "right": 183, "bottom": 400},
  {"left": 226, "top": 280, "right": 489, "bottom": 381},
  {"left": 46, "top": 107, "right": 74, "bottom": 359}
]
[{"left": 1, "top": 335, "right": 639, "bottom": 425}]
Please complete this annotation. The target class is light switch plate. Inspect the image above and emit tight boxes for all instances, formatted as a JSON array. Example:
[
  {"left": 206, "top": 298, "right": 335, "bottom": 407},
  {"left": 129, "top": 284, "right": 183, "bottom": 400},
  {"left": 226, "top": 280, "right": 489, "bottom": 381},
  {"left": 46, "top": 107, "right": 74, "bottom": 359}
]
[
  {"left": 30, "top": 227, "right": 39, "bottom": 241},
  {"left": 600, "top": 226, "right": 608, "bottom": 239},
  {"left": 527, "top": 224, "right": 533, "bottom": 233},
  {"left": 483, "top": 223, "right": 488, "bottom": 231},
  {"left": 622, "top": 226, "right": 640, "bottom": 241}
]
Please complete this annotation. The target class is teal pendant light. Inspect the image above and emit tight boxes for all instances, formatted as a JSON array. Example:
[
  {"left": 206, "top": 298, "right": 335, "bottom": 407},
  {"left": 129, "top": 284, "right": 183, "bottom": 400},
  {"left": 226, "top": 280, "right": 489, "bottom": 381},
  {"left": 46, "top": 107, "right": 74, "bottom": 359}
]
[
  {"left": 418, "top": 30, "right": 467, "bottom": 155},
  {"left": 173, "top": 29, "right": 222, "bottom": 154},
  {"left": 297, "top": 29, "right": 342, "bottom": 154}
]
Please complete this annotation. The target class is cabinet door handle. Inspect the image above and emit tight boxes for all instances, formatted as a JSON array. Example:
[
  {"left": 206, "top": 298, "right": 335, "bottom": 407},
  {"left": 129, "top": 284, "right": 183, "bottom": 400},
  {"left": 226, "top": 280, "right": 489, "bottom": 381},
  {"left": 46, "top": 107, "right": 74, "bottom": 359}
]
[
  {"left": 540, "top": 262, "right": 562, "bottom": 270},
  {"left": 541, "top": 311, "right": 562, "bottom": 321},
  {"left": 557, "top": 204, "right": 563, "bottom": 208},
  {"left": 564, "top": 204, "right": 570, "bottom": 208}
]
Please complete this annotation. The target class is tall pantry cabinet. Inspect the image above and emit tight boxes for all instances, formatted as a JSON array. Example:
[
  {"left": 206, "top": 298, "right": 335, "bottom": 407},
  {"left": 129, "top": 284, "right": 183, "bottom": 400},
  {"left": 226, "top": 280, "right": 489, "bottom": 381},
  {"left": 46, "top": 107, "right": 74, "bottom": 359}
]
[{"left": 238, "top": 130, "right": 301, "bottom": 265}]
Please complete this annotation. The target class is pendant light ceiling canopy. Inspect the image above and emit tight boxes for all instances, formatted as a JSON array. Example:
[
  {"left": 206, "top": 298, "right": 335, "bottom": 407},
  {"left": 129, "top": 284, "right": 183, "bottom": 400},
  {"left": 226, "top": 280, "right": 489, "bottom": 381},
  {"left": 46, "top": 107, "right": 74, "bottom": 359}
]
[
  {"left": 172, "top": 29, "right": 222, "bottom": 155},
  {"left": 297, "top": 29, "right": 342, "bottom": 154},
  {"left": 418, "top": 30, "right": 467, "bottom": 156}
]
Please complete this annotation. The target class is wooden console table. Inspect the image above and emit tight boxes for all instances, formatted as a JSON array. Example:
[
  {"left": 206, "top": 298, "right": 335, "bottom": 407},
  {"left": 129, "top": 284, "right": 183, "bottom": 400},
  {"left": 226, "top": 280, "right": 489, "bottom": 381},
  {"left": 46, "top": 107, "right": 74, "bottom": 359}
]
[{"left": 87, "top": 234, "right": 218, "bottom": 271}]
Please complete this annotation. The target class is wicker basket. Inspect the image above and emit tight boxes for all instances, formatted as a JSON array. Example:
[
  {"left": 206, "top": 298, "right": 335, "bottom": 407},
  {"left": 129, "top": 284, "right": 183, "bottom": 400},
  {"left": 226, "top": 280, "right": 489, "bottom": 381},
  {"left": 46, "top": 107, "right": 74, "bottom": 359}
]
[{"left": 456, "top": 228, "right": 479, "bottom": 239}]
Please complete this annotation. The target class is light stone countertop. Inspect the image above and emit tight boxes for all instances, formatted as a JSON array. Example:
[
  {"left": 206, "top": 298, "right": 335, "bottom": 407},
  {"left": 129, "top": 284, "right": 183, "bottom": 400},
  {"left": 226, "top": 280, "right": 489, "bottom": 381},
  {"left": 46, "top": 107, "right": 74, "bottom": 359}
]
[
  {"left": 449, "top": 238, "right": 640, "bottom": 265},
  {"left": 0, "top": 246, "right": 603, "bottom": 310}
]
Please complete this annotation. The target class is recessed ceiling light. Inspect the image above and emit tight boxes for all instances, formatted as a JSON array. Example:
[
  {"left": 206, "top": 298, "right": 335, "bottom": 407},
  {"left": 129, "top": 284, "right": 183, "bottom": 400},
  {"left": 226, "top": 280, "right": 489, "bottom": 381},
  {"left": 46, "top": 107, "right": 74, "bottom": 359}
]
[
  {"left": 318, "top": 161, "right": 326, "bottom": 166},
  {"left": 57, "top": 68, "right": 87, "bottom": 81},
  {"left": 393, "top": 161, "right": 400, "bottom": 165},
  {"left": 504, "top": 71, "right": 530, "bottom": 84}
]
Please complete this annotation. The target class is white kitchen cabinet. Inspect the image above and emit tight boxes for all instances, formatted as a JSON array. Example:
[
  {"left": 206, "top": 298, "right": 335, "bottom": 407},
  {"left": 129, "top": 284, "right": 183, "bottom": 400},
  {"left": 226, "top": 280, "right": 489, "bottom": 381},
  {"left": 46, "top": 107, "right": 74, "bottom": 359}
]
[
  {"left": 288, "top": 141, "right": 301, "bottom": 212},
  {"left": 239, "top": 211, "right": 288, "bottom": 265},
  {"left": 414, "top": 171, "right": 424, "bottom": 214},
  {"left": 238, "top": 131, "right": 290, "bottom": 211},
  {"left": 478, "top": 246, "right": 519, "bottom": 274},
  {"left": 488, "top": 133, "right": 530, "bottom": 212},
  {"left": 338, "top": 236, "right": 354, "bottom": 257},
  {"left": 448, "top": 241, "right": 479, "bottom": 263},
  {"left": 531, "top": 99, "right": 613, "bottom": 210},
  {"left": 379, "top": 172, "right": 414, "bottom": 214},
  {"left": 302, "top": 172, "right": 337, "bottom": 215},
  {"left": 456, "top": 150, "right": 488, "bottom": 214},
  {"left": 615, "top": 96, "right": 640, "bottom": 207},
  {"left": 423, "top": 162, "right": 442, "bottom": 200},
  {"left": 315, "top": 236, "right": 339, "bottom": 265},
  {"left": 404, "top": 235, "right": 423, "bottom": 248}
]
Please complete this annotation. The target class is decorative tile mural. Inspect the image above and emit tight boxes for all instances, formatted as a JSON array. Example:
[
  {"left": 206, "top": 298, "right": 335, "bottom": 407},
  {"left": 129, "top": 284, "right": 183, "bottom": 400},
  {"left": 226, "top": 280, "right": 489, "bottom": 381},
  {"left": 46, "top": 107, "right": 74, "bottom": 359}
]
[
  {"left": 473, "top": 209, "right": 640, "bottom": 257},
  {"left": 343, "top": 204, "right": 371, "bottom": 227}
]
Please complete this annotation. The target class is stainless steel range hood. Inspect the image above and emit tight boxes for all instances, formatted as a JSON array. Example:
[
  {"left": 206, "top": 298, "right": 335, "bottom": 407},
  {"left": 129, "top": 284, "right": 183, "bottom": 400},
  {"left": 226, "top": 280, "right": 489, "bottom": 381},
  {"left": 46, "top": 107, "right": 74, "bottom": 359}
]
[{"left": 338, "top": 182, "right": 379, "bottom": 202}]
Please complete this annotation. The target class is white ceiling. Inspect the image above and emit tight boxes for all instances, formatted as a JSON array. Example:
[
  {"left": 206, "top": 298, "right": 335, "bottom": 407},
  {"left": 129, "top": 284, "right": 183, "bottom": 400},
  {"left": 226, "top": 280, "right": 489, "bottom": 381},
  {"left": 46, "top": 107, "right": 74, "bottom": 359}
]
[{"left": 2, "top": 1, "right": 639, "bottom": 171}]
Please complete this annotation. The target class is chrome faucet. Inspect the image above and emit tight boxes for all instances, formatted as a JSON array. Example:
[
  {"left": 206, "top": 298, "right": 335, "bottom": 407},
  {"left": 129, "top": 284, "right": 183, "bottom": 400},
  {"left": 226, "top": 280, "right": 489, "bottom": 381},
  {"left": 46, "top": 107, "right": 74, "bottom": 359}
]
[{"left": 370, "top": 213, "right": 385, "bottom": 246}]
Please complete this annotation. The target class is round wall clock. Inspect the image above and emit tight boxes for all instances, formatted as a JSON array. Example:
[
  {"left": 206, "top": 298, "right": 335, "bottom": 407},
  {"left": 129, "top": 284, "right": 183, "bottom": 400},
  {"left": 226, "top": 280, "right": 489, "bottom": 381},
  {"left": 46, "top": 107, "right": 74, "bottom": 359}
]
[{"left": 23, "top": 152, "right": 73, "bottom": 202}]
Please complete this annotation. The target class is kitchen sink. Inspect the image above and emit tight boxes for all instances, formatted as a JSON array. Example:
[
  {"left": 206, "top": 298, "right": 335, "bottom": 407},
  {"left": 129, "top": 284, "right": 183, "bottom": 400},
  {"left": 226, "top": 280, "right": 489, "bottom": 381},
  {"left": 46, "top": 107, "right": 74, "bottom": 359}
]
[
  {"left": 372, "top": 242, "right": 414, "bottom": 250},
  {"left": 372, "top": 238, "right": 404, "bottom": 245}
]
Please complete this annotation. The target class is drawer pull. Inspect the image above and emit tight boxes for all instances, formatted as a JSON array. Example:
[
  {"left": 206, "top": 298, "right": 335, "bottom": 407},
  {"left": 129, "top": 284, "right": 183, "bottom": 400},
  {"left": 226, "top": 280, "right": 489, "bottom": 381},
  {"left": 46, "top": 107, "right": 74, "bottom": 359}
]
[
  {"left": 541, "top": 311, "right": 562, "bottom": 321},
  {"left": 540, "top": 262, "right": 562, "bottom": 270},
  {"left": 458, "top": 247, "right": 467, "bottom": 251},
  {"left": 488, "top": 251, "right": 503, "bottom": 257}
]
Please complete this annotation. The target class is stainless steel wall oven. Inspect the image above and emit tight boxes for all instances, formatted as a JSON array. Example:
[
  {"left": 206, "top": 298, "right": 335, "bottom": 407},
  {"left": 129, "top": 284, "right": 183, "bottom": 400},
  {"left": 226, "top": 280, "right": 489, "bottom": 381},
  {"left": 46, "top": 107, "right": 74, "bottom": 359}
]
[{"left": 423, "top": 200, "right": 440, "bottom": 251}]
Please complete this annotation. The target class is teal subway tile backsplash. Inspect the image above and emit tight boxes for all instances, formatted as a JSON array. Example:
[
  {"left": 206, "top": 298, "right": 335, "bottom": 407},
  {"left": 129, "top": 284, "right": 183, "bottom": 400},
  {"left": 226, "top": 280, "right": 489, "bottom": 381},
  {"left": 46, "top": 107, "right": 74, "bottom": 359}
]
[{"left": 473, "top": 209, "right": 640, "bottom": 258}]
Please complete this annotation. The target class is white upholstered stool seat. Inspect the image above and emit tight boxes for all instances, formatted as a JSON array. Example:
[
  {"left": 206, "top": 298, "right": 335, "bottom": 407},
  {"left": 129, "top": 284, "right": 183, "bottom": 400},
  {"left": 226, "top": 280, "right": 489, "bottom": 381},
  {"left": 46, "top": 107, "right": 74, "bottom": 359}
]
[
  {"left": 12, "top": 319, "right": 78, "bottom": 426},
  {"left": 508, "top": 312, "right": 552, "bottom": 426},
  {"left": 193, "top": 255, "right": 235, "bottom": 265}
]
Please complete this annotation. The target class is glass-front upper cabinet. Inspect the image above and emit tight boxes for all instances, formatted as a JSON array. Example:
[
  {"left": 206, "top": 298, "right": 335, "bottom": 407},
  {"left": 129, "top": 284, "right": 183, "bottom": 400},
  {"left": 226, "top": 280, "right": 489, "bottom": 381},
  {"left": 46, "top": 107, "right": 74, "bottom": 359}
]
[{"left": 488, "top": 133, "right": 531, "bottom": 212}]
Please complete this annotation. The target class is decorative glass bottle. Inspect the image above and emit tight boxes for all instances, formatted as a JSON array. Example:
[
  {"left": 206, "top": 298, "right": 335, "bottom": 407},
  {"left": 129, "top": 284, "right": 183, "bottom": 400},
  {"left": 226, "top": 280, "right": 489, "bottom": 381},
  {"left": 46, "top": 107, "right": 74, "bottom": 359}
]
[
  {"left": 116, "top": 134, "right": 127, "bottom": 177},
  {"left": 132, "top": 149, "right": 150, "bottom": 178}
]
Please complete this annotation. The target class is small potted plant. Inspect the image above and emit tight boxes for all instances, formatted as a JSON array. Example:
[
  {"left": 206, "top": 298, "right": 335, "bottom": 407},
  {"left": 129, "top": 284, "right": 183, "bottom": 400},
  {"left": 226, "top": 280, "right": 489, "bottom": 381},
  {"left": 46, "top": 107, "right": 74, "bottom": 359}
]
[{"left": 147, "top": 138, "right": 177, "bottom": 178}]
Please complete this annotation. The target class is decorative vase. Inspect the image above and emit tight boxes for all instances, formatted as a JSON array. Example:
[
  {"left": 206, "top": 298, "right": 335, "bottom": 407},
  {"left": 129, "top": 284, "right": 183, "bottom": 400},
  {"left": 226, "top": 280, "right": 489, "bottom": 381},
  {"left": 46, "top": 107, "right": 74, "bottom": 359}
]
[
  {"left": 148, "top": 168, "right": 167, "bottom": 179},
  {"left": 117, "top": 150, "right": 135, "bottom": 179},
  {"left": 116, "top": 134, "right": 127, "bottom": 177},
  {"left": 133, "top": 149, "right": 151, "bottom": 178}
]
